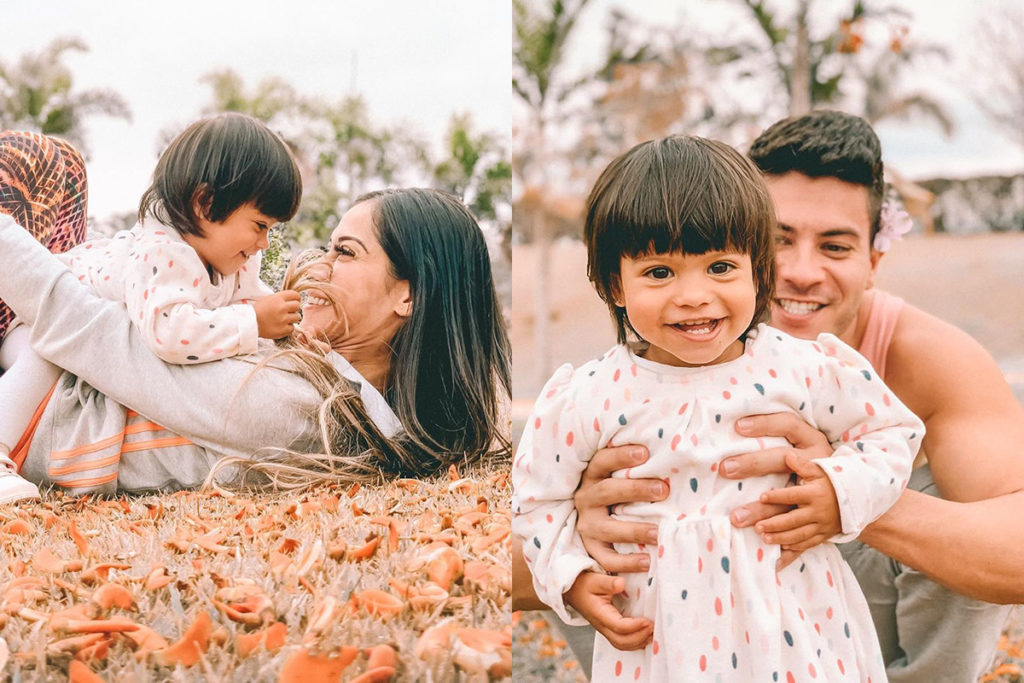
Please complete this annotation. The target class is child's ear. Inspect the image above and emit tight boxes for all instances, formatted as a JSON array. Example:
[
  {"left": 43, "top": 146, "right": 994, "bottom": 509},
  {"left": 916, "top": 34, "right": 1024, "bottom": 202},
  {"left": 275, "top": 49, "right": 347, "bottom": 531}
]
[
  {"left": 191, "top": 186, "right": 213, "bottom": 222},
  {"left": 610, "top": 274, "right": 624, "bottom": 307}
]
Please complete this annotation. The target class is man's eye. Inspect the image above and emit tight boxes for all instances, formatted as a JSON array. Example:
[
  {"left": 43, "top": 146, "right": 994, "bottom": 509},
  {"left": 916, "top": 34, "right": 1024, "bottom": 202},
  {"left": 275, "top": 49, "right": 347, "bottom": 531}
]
[
  {"left": 645, "top": 267, "right": 671, "bottom": 279},
  {"left": 708, "top": 261, "right": 734, "bottom": 275}
]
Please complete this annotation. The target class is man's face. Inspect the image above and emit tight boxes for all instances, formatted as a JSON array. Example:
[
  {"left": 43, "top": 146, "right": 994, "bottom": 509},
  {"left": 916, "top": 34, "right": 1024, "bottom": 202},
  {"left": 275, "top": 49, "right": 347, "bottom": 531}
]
[{"left": 765, "top": 172, "right": 881, "bottom": 344}]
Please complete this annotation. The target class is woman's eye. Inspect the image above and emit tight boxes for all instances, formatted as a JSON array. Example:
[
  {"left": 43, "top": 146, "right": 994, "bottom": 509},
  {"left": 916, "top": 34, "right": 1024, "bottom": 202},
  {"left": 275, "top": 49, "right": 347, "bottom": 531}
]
[
  {"left": 708, "top": 261, "right": 734, "bottom": 275},
  {"left": 334, "top": 245, "right": 355, "bottom": 258},
  {"left": 823, "top": 243, "right": 852, "bottom": 254},
  {"left": 645, "top": 267, "right": 671, "bottom": 280}
]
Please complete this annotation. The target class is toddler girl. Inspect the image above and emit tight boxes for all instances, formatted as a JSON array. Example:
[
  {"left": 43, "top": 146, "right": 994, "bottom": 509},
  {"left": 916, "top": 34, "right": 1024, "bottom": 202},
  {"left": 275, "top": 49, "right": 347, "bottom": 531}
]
[
  {"left": 513, "top": 136, "right": 923, "bottom": 681},
  {"left": 0, "top": 113, "right": 302, "bottom": 503}
]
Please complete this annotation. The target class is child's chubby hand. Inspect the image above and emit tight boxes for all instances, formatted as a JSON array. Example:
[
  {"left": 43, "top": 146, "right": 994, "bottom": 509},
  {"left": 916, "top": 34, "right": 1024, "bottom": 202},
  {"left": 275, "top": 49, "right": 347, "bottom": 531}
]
[
  {"left": 565, "top": 571, "right": 653, "bottom": 651},
  {"left": 754, "top": 453, "right": 842, "bottom": 554},
  {"left": 253, "top": 290, "right": 302, "bottom": 339}
]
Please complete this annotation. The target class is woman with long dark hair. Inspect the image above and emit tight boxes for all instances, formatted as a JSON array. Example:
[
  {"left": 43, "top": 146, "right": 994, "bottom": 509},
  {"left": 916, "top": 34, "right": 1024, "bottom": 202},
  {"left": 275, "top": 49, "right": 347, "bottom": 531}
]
[{"left": 0, "top": 131, "right": 509, "bottom": 496}]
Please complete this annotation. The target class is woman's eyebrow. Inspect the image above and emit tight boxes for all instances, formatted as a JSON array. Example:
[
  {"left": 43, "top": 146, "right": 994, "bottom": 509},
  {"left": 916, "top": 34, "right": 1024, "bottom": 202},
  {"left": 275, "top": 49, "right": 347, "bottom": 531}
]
[{"left": 333, "top": 235, "right": 368, "bottom": 251}]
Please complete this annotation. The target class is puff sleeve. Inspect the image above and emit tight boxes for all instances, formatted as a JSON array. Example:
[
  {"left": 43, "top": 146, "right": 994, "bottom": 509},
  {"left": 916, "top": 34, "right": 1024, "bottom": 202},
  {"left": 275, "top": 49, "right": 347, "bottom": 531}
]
[
  {"left": 807, "top": 333, "right": 924, "bottom": 541},
  {"left": 122, "top": 236, "right": 260, "bottom": 364},
  {"left": 511, "top": 363, "right": 601, "bottom": 625}
]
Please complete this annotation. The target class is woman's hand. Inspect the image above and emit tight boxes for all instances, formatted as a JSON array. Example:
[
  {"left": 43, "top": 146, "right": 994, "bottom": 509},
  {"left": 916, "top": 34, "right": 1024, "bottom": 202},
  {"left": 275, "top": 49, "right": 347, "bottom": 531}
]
[
  {"left": 254, "top": 290, "right": 302, "bottom": 339},
  {"left": 719, "top": 413, "right": 835, "bottom": 568},
  {"left": 564, "top": 572, "right": 653, "bottom": 651},
  {"left": 574, "top": 445, "right": 667, "bottom": 574}
]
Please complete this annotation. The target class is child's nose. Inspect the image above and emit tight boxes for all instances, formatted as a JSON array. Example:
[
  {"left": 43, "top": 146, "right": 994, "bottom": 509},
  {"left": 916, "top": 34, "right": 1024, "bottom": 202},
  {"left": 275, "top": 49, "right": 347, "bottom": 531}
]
[{"left": 672, "top": 276, "right": 713, "bottom": 307}]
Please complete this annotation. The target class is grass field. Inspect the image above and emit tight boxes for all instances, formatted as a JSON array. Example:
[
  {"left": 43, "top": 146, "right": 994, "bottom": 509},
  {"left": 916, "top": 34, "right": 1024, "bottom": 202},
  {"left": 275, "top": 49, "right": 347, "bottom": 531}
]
[{"left": 0, "top": 465, "right": 511, "bottom": 681}]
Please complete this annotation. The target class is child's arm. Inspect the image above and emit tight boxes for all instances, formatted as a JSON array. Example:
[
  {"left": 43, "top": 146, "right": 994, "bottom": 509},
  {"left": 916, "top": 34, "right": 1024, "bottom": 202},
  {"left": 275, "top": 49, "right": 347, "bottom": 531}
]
[
  {"left": 757, "top": 334, "right": 924, "bottom": 549},
  {"left": 565, "top": 572, "right": 653, "bottom": 651},
  {"left": 124, "top": 240, "right": 265, "bottom": 364},
  {"left": 512, "top": 363, "right": 602, "bottom": 625}
]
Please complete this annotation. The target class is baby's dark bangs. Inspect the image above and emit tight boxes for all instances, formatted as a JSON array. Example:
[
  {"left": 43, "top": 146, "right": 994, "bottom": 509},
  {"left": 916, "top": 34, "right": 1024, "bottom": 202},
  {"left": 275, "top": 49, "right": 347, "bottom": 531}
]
[
  {"left": 612, "top": 199, "right": 753, "bottom": 260},
  {"left": 248, "top": 146, "right": 302, "bottom": 222}
]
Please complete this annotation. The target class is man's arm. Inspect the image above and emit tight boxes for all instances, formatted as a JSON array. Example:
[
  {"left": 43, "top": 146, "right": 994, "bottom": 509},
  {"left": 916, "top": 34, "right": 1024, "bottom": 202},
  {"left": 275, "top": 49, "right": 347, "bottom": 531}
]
[
  {"left": 857, "top": 488, "right": 1024, "bottom": 604},
  {"left": 884, "top": 304, "right": 1024, "bottom": 503}
]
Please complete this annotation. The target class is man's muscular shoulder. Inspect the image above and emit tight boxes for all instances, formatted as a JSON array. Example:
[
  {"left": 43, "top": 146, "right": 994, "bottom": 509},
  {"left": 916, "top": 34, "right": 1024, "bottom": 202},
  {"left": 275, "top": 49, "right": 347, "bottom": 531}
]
[
  {"left": 884, "top": 302, "right": 1004, "bottom": 419},
  {"left": 883, "top": 300, "right": 1024, "bottom": 500}
]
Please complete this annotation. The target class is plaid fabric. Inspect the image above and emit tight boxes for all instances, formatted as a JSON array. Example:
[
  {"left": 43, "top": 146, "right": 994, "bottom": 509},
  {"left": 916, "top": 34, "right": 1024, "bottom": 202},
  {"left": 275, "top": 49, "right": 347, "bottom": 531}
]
[{"left": 0, "top": 131, "right": 88, "bottom": 338}]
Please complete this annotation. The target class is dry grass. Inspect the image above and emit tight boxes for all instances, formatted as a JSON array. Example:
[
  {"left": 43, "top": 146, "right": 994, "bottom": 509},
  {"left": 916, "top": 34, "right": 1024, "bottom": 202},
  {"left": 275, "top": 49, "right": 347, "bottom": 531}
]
[{"left": 0, "top": 464, "right": 511, "bottom": 682}]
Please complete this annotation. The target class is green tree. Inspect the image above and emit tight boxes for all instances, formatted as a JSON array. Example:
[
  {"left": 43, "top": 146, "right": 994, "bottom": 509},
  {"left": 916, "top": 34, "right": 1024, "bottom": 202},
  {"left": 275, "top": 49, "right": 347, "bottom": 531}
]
[
  {"left": 514, "top": 0, "right": 593, "bottom": 383},
  {"left": 299, "top": 94, "right": 431, "bottom": 243},
  {"left": 0, "top": 37, "right": 130, "bottom": 156},
  {"left": 432, "top": 112, "right": 511, "bottom": 222},
  {"left": 200, "top": 70, "right": 300, "bottom": 122}
]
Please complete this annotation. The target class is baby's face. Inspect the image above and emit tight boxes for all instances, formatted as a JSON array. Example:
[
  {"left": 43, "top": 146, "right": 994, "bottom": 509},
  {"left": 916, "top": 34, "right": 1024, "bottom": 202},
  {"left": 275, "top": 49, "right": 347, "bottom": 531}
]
[
  {"left": 614, "top": 249, "right": 756, "bottom": 367},
  {"left": 187, "top": 203, "right": 276, "bottom": 277}
]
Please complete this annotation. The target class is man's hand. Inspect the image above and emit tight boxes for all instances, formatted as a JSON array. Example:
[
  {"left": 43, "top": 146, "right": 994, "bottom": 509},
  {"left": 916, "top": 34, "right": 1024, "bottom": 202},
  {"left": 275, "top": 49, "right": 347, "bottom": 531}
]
[
  {"left": 720, "top": 413, "right": 834, "bottom": 569},
  {"left": 564, "top": 572, "right": 653, "bottom": 651},
  {"left": 575, "top": 445, "right": 667, "bottom": 573},
  {"left": 756, "top": 454, "right": 841, "bottom": 551},
  {"left": 253, "top": 290, "right": 302, "bottom": 339}
]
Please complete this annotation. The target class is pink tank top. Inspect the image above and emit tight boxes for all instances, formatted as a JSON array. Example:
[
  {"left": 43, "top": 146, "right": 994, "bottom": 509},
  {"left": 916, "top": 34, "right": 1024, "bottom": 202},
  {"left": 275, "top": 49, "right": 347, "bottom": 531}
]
[{"left": 857, "top": 289, "right": 905, "bottom": 381}]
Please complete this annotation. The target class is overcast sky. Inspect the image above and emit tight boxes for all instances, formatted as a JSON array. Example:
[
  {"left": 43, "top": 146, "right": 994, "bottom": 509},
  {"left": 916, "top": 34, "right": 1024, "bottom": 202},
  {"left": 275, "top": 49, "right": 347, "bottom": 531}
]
[
  {"left": 5, "top": 1, "right": 1022, "bottom": 221},
  {"left": 3, "top": 0, "right": 513, "bottom": 219}
]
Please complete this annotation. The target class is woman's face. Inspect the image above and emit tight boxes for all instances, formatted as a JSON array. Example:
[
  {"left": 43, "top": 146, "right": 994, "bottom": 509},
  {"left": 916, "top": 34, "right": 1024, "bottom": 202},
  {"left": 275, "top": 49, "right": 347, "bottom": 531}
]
[{"left": 300, "top": 200, "right": 411, "bottom": 349}]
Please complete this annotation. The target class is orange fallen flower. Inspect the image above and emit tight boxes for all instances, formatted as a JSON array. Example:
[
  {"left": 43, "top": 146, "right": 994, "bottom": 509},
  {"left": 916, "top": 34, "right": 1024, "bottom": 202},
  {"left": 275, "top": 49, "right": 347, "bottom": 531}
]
[
  {"left": 350, "top": 590, "right": 404, "bottom": 619},
  {"left": 212, "top": 585, "right": 275, "bottom": 626},
  {"left": 80, "top": 563, "right": 132, "bottom": 585},
  {"left": 346, "top": 535, "right": 381, "bottom": 562},
  {"left": 90, "top": 583, "right": 134, "bottom": 611},
  {"left": 415, "top": 542, "right": 463, "bottom": 591},
  {"left": 47, "top": 633, "right": 107, "bottom": 655},
  {"left": 453, "top": 628, "right": 513, "bottom": 678},
  {"left": 123, "top": 624, "right": 170, "bottom": 661},
  {"left": 0, "top": 518, "right": 32, "bottom": 535},
  {"left": 365, "top": 644, "right": 398, "bottom": 670},
  {"left": 151, "top": 611, "right": 211, "bottom": 667},
  {"left": 52, "top": 617, "right": 140, "bottom": 635},
  {"left": 32, "top": 547, "right": 83, "bottom": 574},
  {"left": 302, "top": 596, "right": 341, "bottom": 645},
  {"left": 67, "top": 519, "right": 91, "bottom": 557},
  {"left": 471, "top": 526, "right": 511, "bottom": 555},
  {"left": 349, "top": 666, "right": 397, "bottom": 683},
  {"left": 236, "top": 621, "right": 287, "bottom": 658},
  {"left": 386, "top": 578, "right": 448, "bottom": 611},
  {"left": 67, "top": 660, "right": 105, "bottom": 683},
  {"left": 278, "top": 646, "right": 359, "bottom": 683},
  {"left": 142, "top": 565, "right": 173, "bottom": 592},
  {"left": 75, "top": 638, "right": 111, "bottom": 663}
]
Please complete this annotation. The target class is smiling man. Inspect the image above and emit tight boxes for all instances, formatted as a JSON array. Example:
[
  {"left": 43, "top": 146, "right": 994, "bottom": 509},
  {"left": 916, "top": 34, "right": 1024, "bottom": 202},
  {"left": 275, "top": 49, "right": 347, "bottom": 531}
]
[
  {"left": 739, "top": 111, "right": 1021, "bottom": 680},
  {"left": 513, "top": 111, "right": 1024, "bottom": 682}
]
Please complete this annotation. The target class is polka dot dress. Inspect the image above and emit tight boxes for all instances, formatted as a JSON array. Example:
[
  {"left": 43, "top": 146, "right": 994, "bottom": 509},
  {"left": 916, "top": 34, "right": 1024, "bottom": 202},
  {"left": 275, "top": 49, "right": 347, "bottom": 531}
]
[
  {"left": 513, "top": 324, "right": 923, "bottom": 681},
  {"left": 58, "top": 219, "right": 273, "bottom": 364}
]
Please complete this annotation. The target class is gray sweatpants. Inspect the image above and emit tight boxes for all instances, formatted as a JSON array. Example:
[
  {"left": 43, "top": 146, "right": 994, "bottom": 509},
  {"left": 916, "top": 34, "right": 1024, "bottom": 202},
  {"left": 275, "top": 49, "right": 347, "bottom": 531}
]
[
  {"left": 839, "top": 465, "right": 1011, "bottom": 683},
  {"left": 556, "top": 465, "right": 1010, "bottom": 681}
]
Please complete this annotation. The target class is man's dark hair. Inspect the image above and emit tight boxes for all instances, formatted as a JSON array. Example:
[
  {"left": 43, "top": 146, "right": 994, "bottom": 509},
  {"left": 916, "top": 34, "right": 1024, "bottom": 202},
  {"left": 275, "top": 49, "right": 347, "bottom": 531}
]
[{"left": 748, "top": 110, "right": 884, "bottom": 237}]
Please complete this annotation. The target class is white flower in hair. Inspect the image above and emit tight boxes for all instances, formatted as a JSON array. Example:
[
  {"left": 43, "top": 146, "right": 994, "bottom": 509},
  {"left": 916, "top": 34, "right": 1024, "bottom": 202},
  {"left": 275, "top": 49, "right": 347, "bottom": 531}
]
[{"left": 873, "top": 202, "right": 913, "bottom": 253}]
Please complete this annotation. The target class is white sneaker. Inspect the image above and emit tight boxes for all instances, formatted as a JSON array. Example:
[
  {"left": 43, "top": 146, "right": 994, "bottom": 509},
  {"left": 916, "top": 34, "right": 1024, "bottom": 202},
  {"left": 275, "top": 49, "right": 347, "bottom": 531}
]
[{"left": 0, "top": 468, "right": 40, "bottom": 504}]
